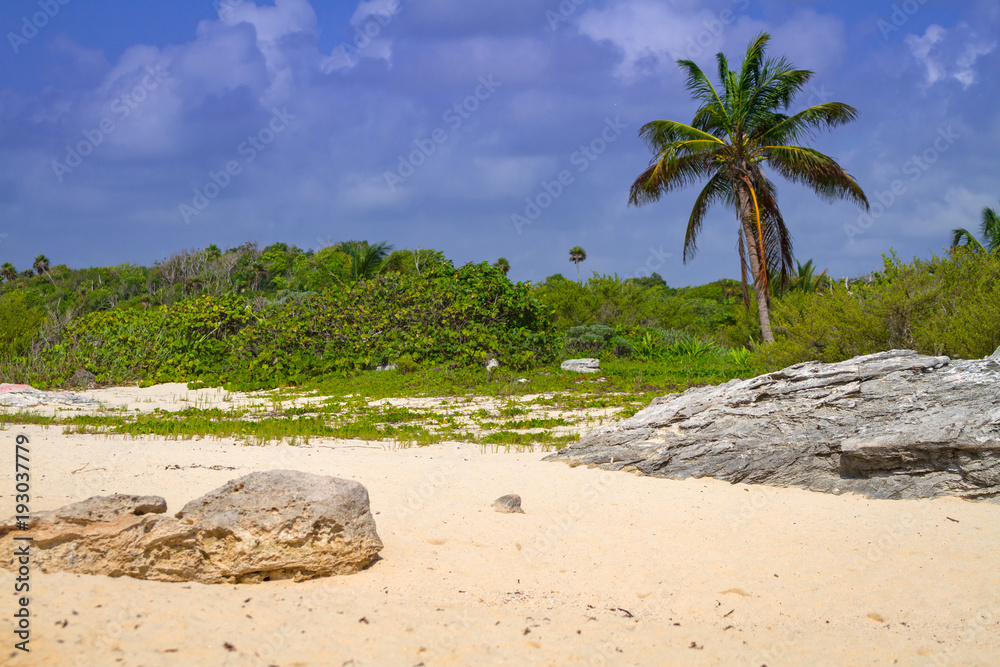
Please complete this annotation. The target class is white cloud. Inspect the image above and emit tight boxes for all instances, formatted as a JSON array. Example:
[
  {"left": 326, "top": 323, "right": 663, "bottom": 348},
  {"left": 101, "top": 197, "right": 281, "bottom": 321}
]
[
  {"left": 321, "top": 0, "right": 399, "bottom": 72},
  {"left": 217, "top": 0, "right": 318, "bottom": 102},
  {"left": 576, "top": 2, "right": 845, "bottom": 82},
  {"left": 905, "top": 23, "right": 996, "bottom": 89},
  {"left": 577, "top": 1, "right": 736, "bottom": 80}
]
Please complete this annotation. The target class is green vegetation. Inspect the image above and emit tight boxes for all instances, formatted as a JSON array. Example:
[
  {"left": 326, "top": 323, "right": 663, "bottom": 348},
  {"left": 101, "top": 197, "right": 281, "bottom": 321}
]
[
  {"left": 628, "top": 32, "right": 869, "bottom": 343},
  {"left": 2, "top": 233, "right": 997, "bottom": 400},
  {"left": 7, "top": 262, "right": 556, "bottom": 389},
  {"left": 951, "top": 204, "right": 1000, "bottom": 253},
  {"left": 0, "top": 292, "right": 45, "bottom": 357},
  {"left": 758, "top": 248, "right": 1000, "bottom": 368}
]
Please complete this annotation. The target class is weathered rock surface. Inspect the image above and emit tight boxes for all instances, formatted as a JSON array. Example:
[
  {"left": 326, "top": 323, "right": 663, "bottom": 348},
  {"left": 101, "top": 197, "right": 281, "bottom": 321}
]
[
  {"left": 492, "top": 494, "right": 524, "bottom": 514},
  {"left": 43, "top": 494, "right": 167, "bottom": 523},
  {"left": 546, "top": 350, "right": 1000, "bottom": 502},
  {"left": 0, "top": 471, "right": 383, "bottom": 583},
  {"left": 561, "top": 358, "right": 600, "bottom": 373},
  {"left": 0, "top": 384, "right": 101, "bottom": 409}
]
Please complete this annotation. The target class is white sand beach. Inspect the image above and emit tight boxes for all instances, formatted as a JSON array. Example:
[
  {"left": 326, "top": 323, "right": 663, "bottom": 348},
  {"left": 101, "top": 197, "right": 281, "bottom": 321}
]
[{"left": 1, "top": 384, "right": 998, "bottom": 666}]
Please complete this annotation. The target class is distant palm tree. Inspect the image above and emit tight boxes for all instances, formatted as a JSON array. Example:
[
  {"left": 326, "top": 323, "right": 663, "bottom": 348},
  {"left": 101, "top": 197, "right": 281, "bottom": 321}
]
[
  {"left": 788, "top": 259, "right": 828, "bottom": 293},
  {"left": 248, "top": 261, "right": 268, "bottom": 290},
  {"left": 569, "top": 246, "right": 587, "bottom": 283},
  {"left": 493, "top": 257, "right": 511, "bottom": 275},
  {"left": 1, "top": 262, "right": 17, "bottom": 282},
  {"left": 627, "top": 32, "right": 868, "bottom": 343},
  {"left": 337, "top": 240, "right": 393, "bottom": 283},
  {"left": 204, "top": 244, "right": 222, "bottom": 260},
  {"left": 951, "top": 206, "right": 1000, "bottom": 253},
  {"left": 33, "top": 254, "right": 50, "bottom": 276}
]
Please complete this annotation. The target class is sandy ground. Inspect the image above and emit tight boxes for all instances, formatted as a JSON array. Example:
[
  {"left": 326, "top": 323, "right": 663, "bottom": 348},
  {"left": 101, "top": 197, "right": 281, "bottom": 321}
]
[{"left": 1, "top": 385, "right": 999, "bottom": 666}]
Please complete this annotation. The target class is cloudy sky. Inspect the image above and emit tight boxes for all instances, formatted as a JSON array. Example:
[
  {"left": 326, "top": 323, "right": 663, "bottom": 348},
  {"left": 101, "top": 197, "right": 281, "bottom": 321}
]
[{"left": 0, "top": 0, "right": 997, "bottom": 285}]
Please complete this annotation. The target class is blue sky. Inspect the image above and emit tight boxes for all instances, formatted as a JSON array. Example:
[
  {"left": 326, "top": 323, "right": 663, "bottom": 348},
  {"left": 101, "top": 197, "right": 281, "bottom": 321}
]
[{"left": 0, "top": 0, "right": 997, "bottom": 286}]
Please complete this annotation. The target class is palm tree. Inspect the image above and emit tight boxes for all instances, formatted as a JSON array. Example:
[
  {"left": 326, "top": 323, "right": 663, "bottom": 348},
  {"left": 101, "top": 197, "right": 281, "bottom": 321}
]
[
  {"left": 33, "top": 254, "right": 50, "bottom": 276},
  {"left": 569, "top": 246, "right": 587, "bottom": 283},
  {"left": 337, "top": 240, "right": 393, "bottom": 283},
  {"left": 951, "top": 206, "right": 1000, "bottom": 253},
  {"left": 628, "top": 32, "right": 869, "bottom": 343},
  {"left": 1, "top": 262, "right": 17, "bottom": 282},
  {"left": 788, "top": 259, "right": 828, "bottom": 293},
  {"left": 493, "top": 257, "right": 511, "bottom": 275}
]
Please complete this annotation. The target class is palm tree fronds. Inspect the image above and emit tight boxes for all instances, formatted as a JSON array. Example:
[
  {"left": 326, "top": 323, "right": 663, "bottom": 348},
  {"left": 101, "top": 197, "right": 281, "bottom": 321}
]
[
  {"left": 981, "top": 207, "right": 1000, "bottom": 252},
  {"left": 637, "top": 120, "right": 724, "bottom": 154},
  {"left": 758, "top": 102, "right": 860, "bottom": 145},
  {"left": 763, "top": 145, "right": 869, "bottom": 209},
  {"left": 628, "top": 153, "right": 715, "bottom": 206},
  {"left": 684, "top": 173, "right": 732, "bottom": 263}
]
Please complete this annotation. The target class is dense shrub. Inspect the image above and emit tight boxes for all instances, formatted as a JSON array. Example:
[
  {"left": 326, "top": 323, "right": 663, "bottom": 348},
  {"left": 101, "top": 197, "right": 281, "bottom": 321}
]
[
  {"left": 534, "top": 274, "right": 737, "bottom": 337},
  {"left": 0, "top": 292, "right": 45, "bottom": 358},
  {"left": 564, "top": 325, "right": 617, "bottom": 355},
  {"left": 758, "top": 249, "right": 1000, "bottom": 368},
  {"left": 226, "top": 263, "right": 555, "bottom": 387},
  {"left": 35, "top": 263, "right": 556, "bottom": 388}
]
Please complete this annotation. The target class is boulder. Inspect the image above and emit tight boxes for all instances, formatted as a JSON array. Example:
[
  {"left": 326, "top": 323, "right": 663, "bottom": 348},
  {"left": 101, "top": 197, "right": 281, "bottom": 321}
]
[
  {"left": 492, "top": 494, "right": 524, "bottom": 514},
  {"left": 0, "top": 384, "right": 101, "bottom": 409},
  {"left": 561, "top": 358, "right": 600, "bottom": 373},
  {"left": 546, "top": 350, "right": 1000, "bottom": 502},
  {"left": 486, "top": 358, "right": 500, "bottom": 372},
  {"left": 0, "top": 471, "right": 383, "bottom": 583}
]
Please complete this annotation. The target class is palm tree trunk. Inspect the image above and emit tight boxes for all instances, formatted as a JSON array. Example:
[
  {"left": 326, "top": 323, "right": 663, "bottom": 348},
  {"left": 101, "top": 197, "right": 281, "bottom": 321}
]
[
  {"left": 735, "top": 183, "right": 775, "bottom": 344},
  {"left": 742, "top": 222, "right": 775, "bottom": 343}
]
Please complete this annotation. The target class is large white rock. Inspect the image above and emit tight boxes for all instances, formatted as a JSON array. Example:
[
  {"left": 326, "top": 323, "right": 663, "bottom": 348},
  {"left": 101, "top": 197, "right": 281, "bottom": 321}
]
[
  {"left": 560, "top": 358, "right": 600, "bottom": 373},
  {"left": 0, "top": 471, "right": 383, "bottom": 583},
  {"left": 548, "top": 350, "right": 1000, "bottom": 502}
]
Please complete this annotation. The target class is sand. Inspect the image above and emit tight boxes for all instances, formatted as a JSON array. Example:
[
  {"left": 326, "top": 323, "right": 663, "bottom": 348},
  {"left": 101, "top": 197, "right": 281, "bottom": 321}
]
[{"left": 1, "top": 384, "right": 998, "bottom": 666}]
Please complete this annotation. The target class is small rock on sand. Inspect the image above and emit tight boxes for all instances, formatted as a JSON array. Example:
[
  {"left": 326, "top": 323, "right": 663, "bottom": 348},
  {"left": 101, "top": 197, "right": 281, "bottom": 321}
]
[{"left": 492, "top": 494, "right": 524, "bottom": 514}]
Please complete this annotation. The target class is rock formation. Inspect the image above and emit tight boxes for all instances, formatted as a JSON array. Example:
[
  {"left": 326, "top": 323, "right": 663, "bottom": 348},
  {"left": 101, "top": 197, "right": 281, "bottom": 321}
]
[
  {"left": 0, "top": 471, "right": 383, "bottom": 583},
  {"left": 561, "top": 358, "right": 600, "bottom": 373},
  {"left": 546, "top": 350, "right": 1000, "bottom": 502},
  {"left": 0, "top": 384, "right": 100, "bottom": 409}
]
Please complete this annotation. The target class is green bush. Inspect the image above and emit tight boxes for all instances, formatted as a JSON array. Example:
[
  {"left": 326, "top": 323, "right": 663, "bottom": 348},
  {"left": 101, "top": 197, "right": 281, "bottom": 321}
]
[
  {"left": 564, "top": 325, "right": 617, "bottom": 355},
  {"left": 0, "top": 292, "right": 45, "bottom": 357},
  {"left": 758, "top": 249, "right": 1000, "bottom": 368},
  {"left": 38, "top": 263, "right": 556, "bottom": 389},
  {"left": 609, "top": 336, "right": 633, "bottom": 358}
]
